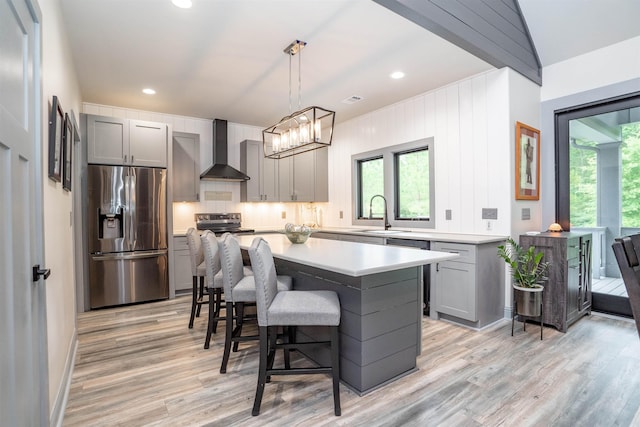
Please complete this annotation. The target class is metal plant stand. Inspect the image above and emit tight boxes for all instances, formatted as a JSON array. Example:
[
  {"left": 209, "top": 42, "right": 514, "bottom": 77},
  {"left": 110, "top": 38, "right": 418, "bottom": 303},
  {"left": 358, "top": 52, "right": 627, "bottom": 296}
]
[{"left": 511, "top": 289, "right": 544, "bottom": 340}]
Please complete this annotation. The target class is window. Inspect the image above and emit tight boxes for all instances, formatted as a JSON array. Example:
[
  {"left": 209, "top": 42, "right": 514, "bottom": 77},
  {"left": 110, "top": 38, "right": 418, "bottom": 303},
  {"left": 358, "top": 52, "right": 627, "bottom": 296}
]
[
  {"left": 395, "top": 148, "right": 430, "bottom": 220},
  {"left": 352, "top": 138, "right": 434, "bottom": 229},
  {"left": 356, "top": 157, "right": 383, "bottom": 219}
]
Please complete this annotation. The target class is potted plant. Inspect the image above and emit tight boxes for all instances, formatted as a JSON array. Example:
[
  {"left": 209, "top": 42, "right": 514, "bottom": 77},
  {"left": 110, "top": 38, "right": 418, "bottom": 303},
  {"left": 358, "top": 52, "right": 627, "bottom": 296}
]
[{"left": 498, "top": 237, "right": 550, "bottom": 317}]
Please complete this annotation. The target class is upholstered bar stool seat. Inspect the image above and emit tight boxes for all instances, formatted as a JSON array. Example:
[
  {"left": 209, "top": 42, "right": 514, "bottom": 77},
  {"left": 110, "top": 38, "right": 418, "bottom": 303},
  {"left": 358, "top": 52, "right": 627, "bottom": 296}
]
[
  {"left": 248, "top": 237, "right": 341, "bottom": 417},
  {"left": 217, "top": 233, "right": 291, "bottom": 373}
]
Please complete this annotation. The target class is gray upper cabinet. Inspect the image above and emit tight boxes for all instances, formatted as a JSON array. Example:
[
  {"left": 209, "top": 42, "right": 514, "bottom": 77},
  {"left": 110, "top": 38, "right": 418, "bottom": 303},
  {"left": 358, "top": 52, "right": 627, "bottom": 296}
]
[
  {"left": 240, "top": 140, "right": 278, "bottom": 202},
  {"left": 85, "top": 114, "right": 167, "bottom": 167},
  {"left": 86, "top": 115, "right": 128, "bottom": 165},
  {"left": 128, "top": 120, "right": 168, "bottom": 167},
  {"left": 279, "top": 147, "right": 328, "bottom": 202},
  {"left": 172, "top": 132, "right": 200, "bottom": 202}
]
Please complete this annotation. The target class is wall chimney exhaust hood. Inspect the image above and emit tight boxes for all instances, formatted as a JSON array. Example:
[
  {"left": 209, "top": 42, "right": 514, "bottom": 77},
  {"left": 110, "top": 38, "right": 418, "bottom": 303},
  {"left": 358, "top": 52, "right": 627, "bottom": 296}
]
[{"left": 200, "top": 119, "right": 250, "bottom": 181}]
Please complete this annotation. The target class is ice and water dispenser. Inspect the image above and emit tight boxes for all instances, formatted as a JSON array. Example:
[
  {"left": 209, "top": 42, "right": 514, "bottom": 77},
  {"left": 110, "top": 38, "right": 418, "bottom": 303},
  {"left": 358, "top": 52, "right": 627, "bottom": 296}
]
[{"left": 98, "top": 206, "right": 123, "bottom": 240}]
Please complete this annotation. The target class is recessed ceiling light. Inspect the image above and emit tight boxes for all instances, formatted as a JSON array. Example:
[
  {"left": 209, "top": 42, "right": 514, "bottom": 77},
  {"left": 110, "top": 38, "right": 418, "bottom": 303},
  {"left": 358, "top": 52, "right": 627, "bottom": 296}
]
[
  {"left": 142, "top": 88, "right": 156, "bottom": 95},
  {"left": 390, "top": 71, "right": 405, "bottom": 80},
  {"left": 172, "top": 0, "right": 192, "bottom": 9}
]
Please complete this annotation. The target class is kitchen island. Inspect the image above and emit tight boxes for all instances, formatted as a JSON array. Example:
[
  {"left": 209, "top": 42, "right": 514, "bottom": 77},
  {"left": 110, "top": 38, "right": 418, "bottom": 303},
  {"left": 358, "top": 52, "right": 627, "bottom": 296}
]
[{"left": 234, "top": 233, "right": 458, "bottom": 395}]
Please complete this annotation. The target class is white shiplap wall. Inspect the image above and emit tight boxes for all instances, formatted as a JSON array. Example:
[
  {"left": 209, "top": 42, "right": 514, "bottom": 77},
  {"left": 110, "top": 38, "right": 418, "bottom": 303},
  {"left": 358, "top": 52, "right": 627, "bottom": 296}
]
[{"left": 324, "top": 68, "right": 517, "bottom": 236}]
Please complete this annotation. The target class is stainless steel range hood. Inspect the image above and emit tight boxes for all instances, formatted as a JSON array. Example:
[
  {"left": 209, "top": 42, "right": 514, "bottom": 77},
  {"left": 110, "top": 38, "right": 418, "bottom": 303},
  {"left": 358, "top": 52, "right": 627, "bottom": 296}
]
[{"left": 200, "top": 119, "right": 250, "bottom": 181}]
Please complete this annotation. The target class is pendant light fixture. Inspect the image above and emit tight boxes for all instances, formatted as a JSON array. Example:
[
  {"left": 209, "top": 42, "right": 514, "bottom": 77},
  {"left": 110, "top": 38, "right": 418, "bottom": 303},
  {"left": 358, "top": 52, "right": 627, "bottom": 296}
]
[{"left": 263, "top": 40, "right": 335, "bottom": 159}]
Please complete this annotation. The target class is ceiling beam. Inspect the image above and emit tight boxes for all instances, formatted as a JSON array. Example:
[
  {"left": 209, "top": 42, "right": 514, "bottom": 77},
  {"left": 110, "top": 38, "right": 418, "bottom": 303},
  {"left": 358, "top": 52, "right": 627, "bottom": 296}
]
[{"left": 373, "top": 0, "right": 542, "bottom": 85}]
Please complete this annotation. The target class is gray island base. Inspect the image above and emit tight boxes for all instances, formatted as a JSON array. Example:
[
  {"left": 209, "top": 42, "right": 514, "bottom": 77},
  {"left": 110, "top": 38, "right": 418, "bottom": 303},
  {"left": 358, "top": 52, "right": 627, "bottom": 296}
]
[{"left": 235, "top": 234, "right": 457, "bottom": 395}]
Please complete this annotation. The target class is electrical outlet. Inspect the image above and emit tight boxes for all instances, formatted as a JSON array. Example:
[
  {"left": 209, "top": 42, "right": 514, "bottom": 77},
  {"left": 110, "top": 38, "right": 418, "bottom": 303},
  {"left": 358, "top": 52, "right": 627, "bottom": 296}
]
[
  {"left": 339, "top": 211, "right": 343, "bottom": 219},
  {"left": 445, "top": 209, "right": 452, "bottom": 220},
  {"left": 487, "top": 221, "right": 492, "bottom": 231},
  {"left": 281, "top": 211, "right": 286, "bottom": 219}
]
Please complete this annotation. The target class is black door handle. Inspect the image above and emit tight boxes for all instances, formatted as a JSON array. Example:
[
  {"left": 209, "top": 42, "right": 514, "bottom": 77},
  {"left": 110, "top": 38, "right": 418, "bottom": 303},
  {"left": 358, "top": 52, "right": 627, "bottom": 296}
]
[{"left": 32, "top": 265, "right": 51, "bottom": 282}]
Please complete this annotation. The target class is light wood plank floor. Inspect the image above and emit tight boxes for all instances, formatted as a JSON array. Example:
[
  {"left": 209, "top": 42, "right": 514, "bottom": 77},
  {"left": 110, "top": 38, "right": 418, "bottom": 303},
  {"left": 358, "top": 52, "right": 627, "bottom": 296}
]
[{"left": 64, "top": 296, "right": 640, "bottom": 426}]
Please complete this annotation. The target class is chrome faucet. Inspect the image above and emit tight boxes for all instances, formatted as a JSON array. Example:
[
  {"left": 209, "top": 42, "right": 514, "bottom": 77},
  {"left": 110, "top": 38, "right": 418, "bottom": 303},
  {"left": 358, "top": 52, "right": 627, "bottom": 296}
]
[{"left": 369, "top": 194, "right": 391, "bottom": 230}]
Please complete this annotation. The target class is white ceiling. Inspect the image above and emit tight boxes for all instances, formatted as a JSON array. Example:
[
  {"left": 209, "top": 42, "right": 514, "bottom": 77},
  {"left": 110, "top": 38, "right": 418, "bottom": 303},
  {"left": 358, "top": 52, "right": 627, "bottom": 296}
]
[{"left": 59, "top": 0, "right": 640, "bottom": 128}]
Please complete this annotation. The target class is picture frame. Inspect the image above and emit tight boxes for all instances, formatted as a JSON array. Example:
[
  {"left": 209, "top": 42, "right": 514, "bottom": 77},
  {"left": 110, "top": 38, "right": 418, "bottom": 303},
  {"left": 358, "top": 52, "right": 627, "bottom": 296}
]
[
  {"left": 48, "top": 96, "right": 64, "bottom": 182},
  {"left": 515, "top": 121, "right": 540, "bottom": 201},
  {"left": 62, "top": 113, "right": 73, "bottom": 191}
]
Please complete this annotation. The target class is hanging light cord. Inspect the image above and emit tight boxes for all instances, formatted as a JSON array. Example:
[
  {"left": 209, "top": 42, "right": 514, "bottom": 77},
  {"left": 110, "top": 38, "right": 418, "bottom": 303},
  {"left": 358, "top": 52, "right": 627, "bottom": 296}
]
[
  {"left": 298, "top": 42, "right": 302, "bottom": 110},
  {"left": 288, "top": 48, "right": 292, "bottom": 115}
]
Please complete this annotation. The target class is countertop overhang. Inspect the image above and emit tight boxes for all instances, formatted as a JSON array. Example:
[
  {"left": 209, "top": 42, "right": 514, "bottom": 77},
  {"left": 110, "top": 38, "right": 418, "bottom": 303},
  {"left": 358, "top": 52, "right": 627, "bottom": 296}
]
[{"left": 234, "top": 233, "right": 458, "bottom": 277}]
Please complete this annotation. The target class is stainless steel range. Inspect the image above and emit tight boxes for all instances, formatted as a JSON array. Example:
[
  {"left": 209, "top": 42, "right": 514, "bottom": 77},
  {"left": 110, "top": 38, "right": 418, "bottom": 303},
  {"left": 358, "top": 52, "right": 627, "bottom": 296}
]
[{"left": 195, "top": 213, "right": 255, "bottom": 235}]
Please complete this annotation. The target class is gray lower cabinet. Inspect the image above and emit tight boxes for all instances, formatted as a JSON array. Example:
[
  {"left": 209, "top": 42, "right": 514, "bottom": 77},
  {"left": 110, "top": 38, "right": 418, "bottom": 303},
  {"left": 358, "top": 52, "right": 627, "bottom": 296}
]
[
  {"left": 173, "top": 236, "right": 192, "bottom": 292},
  {"left": 240, "top": 140, "right": 278, "bottom": 202},
  {"left": 84, "top": 114, "right": 167, "bottom": 167},
  {"left": 519, "top": 232, "right": 592, "bottom": 332},
  {"left": 172, "top": 132, "right": 200, "bottom": 202},
  {"left": 278, "top": 147, "right": 328, "bottom": 202},
  {"left": 431, "top": 240, "right": 504, "bottom": 328}
]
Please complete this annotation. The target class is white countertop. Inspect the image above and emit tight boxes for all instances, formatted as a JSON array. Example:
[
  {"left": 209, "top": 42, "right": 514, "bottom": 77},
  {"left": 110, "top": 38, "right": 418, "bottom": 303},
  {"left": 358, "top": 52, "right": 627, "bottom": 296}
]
[
  {"left": 234, "top": 233, "right": 458, "bottom": 277},
  {"left": 315, "top": 227, "right": 507, "bottom": 244}
]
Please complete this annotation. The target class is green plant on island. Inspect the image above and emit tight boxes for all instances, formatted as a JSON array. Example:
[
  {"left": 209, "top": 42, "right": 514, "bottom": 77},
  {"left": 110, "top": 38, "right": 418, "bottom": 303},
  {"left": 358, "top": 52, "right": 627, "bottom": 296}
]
[{"left": 497, "top": 237, "right": 550, "bottom": 289}]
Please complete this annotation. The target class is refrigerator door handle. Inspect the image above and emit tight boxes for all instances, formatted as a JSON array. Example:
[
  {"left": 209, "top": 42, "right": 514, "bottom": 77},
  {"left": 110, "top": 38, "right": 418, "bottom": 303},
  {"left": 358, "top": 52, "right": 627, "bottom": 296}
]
[
  {"left": 130, "top": 168, "right": 137, "bottom": 248},
  {"left": 91, "top": 249, "right": 168, "bottom": 261}
]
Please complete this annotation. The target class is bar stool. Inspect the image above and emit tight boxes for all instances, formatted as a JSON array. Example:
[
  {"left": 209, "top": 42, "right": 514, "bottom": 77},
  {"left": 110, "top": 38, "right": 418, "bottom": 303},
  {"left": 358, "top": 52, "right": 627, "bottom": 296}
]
[
  {"left": 200, "top": 230, "right": 227, "bottom": 349},
  {"left": 186, "top": 228, "right": 207, "bottom": 329},
  {"left": 217, "top": 233, "right": 292, "bottom": 374},
  {"left": 248, "top": 237, "right": 341, "bottom": 416}
]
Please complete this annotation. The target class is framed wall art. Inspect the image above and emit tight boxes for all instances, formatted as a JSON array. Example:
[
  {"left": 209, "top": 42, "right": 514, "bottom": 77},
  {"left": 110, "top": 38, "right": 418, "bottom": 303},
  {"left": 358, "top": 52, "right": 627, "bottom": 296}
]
[
  {"left": 62, "top": 112, "right": 73, "bottom": 191},
  {"left": 48, "top": 96, "right": 64, "bottom": 182},
  {"left": 515, "top": 121, "right": 540, "bottom": 200}
]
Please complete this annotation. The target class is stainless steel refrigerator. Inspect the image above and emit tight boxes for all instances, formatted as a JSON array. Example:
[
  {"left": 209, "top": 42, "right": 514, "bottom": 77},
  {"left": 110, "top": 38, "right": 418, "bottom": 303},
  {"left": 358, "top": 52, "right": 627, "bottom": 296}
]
[{"left": 87, "top": 165, "right": 169, "bottom": 308}]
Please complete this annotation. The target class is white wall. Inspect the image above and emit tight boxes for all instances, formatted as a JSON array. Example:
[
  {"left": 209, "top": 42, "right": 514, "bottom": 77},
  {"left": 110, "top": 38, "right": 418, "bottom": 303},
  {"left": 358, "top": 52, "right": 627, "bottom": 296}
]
[
  {"left": 40, "top": 0, "right": 82, "bottom": 422},
  {"left": 324, "top": 68, "right": 540, "bottom": 237},
  {"left": 541, "top": 36, "right": 640, "bottom": 102}
]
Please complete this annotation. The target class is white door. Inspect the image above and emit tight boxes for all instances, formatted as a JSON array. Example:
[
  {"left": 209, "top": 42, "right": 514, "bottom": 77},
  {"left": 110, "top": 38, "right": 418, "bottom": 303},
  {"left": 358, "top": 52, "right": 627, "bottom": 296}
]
[{"left": 0, "top": 0, "right": 49, "bottom": 425}]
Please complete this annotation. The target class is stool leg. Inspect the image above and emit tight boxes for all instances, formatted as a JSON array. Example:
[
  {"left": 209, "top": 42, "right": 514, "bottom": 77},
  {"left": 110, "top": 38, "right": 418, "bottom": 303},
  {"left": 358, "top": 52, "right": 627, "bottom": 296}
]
[
  {"left": 196, "top": 276, "right": 204, "bottom": 317},
  {"left": 252, "top": 326, "right": 269, "bottom": 416},
  {"left": 212, "top": 288, "right": 222, "bottom": 334},
  {"left": 283, "top": 326, "right": 293, "bottom": 370},
  {"left": 220, "top": 301, "right": 235, "bottom": 373},
  {"left": 189, "top": 276, "right": 198, "bottom": 328},
  {"left": 204, "top": 289, "right": 214, "bottom": 349},
  {"left": 233, "top": 303, "right": 245, "bottom": 353},
  {"left": 330, "top": 326, "right": 341, "bottom": 416}
]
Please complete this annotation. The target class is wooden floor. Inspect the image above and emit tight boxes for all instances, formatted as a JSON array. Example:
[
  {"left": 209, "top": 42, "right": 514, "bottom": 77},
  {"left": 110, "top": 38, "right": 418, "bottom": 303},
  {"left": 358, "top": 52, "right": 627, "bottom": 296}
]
[{"left": 63, "top": 296, "right": 640, "bottom": 426}]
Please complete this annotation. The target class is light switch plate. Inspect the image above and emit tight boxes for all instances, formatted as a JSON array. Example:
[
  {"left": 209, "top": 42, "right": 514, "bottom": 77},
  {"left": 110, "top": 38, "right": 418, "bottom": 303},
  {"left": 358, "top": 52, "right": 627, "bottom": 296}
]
[{"left": 445, "top": 209, "right": 452, "bottom": 220}]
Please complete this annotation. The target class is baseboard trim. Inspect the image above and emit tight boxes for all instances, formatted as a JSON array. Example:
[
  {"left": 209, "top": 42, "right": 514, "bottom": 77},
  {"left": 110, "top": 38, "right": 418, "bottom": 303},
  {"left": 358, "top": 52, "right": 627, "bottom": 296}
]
[{"left": 50, "top": 330, "right": 78, "bottom": 427}]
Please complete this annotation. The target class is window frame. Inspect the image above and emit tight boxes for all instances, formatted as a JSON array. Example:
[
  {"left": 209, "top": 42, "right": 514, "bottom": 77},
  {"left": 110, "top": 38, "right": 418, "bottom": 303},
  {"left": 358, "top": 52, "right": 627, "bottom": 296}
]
[{"left": 352, "top": 137, "right": 435, "bottom": 229}]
